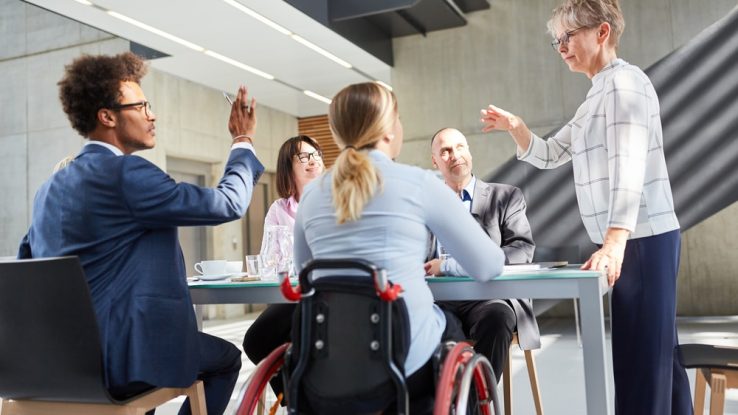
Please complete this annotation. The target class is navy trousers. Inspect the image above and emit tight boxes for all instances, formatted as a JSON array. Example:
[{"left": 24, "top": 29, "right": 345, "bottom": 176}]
[
  {"left": 611, "top": 229, "right": 692, "bottom": 415},
  {"left": 178, "top": 332, "right": 242, "bottom": 415},
  {"left": 110, "top": 332, "right": 241, "bottom": 415}
]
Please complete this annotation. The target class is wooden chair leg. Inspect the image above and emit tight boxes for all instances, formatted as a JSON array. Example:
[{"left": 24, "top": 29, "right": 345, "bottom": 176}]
[
  {"left": 186, "top": 380, "right": 207, "bottom": 415},
  {"left": 0, "top": 398, "right": 10, "bottom": 415},
  {"left": 257, "top": 389, "right": 266, "bottom": 415},
  {"left": 694, "top": 368, "right": 707, "bottom": 414},
  {"left": 524, "top": 349, "right": 544, "bottom": 415},
  {"left": 709, "top": 373, "right": 727, "bottom": 415},
  {"left": 503, "top": 348, "right": 513, "bottom": 415}
]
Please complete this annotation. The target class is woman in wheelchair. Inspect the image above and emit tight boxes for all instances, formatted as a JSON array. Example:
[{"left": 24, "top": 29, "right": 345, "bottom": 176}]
[{"left": 241, "top": 82, "right": 506, "bottom": 414}]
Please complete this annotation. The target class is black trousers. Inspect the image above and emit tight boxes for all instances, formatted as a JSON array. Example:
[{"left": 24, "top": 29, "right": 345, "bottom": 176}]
[
  {"left": 436, "top": 300, "right": 516, "bottom": 382},
  {"left": 110, "top": 332, "right": 241, "bottom": 415},
  {"left": 242, "top": 304, "right": 296, "bottom": 398},
  {"left": 242, "top": 304, "right": 296, "bottom": 365}
]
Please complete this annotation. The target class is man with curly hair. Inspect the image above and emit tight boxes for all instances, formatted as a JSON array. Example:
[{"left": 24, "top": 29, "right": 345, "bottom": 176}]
[{"left": 18, "top": 52, "right": 264, "bottom": 415}]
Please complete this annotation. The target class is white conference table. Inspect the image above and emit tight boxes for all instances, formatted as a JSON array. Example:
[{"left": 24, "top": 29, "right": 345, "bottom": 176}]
[{"left": 189, "top": 266, "right": 612, "bottom": 414}]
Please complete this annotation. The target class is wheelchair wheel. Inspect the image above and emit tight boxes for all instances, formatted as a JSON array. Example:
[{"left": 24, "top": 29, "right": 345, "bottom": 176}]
[
  {"left": 235, "top": 343, "right": 290, "bottom": 415},
  {"left": 434, "top": 342, "right": 500, "bottom": 415}
]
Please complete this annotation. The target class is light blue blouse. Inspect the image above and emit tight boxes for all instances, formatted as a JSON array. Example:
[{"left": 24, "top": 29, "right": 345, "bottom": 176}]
[{"left": 294, "top": 150, "right": 505, "bottom": 375}]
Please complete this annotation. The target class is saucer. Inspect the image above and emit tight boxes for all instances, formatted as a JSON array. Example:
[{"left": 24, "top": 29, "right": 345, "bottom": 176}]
[{"left": 196, "top": 273, "right": 232, "bottom": 281}]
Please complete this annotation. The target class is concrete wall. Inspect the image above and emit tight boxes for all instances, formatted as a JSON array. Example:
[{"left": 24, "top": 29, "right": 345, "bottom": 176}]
[
  {"left": 0, "top": 1, "right": 296, "bottom": 288},
  {"left": 392, "top": 0, "right": 738, "bottom": 315}
]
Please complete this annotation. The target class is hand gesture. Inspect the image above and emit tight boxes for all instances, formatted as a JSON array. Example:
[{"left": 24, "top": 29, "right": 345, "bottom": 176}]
[
  {"left": 228, "top": 85, "right": 257, "bottom": 142},
  {"left": 480, "top": 104, "right": 516, "bottom": 133}
]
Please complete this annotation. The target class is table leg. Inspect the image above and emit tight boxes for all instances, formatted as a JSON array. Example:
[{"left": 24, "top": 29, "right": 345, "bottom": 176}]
[
  {"left": 578, "top": 278, "right": 612, "bottom": 414},
  {"left": 195, "top": 304, "right": 204, "bottom": 330}
]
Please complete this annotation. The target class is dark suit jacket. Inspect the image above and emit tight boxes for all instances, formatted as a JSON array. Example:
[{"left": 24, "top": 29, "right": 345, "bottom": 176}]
[
  {"left": 472, "top": 180, "right": 539, "bottom": 349},
  {"left": 431, "top": 179, "right": 540, "bottom": 350},
  {"left": 19, "top": 144, "right": 264, "bottom": 389}
]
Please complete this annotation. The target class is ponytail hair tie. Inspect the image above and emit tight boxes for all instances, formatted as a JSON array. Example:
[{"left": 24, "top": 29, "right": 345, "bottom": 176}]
[{"left": 343, "top": 145, "right": 356, "bottom": 151}]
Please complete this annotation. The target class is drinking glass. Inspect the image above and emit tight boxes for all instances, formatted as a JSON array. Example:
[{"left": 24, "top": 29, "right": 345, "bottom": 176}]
[{"left": 260, "top": 225, "right": 292, "bottom": 280}]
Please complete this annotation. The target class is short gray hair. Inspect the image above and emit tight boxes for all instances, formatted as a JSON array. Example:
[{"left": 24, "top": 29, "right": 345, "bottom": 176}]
[{"left": 547, "top": 0, "right": 625, "bottom": 48}]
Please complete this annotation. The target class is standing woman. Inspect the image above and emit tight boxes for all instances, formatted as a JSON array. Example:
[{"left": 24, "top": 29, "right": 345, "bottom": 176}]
[
  {"left": 242, "top": 135, "right": 323, "bottom": 368},
  {"left": 480, "top": 0, "right": 691, "bottom": 413},
  {"left": 294, "top": 82, "right": 505, "bottom": 412}
]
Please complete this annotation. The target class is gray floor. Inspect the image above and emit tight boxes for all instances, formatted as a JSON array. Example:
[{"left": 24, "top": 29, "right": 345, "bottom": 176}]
[{"left": 156, "top": 314, "right": 738, "bottom": 415}]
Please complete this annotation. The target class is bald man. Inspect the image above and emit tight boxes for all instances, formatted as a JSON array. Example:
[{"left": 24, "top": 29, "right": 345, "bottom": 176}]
[{"left": 425, "top": 127, "right": 539, "bottom": 381}]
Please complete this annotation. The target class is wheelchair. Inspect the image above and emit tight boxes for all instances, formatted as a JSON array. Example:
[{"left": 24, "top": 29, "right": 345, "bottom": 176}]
[{"left": 235, "top": 259, "right": 501, "bottom": 415}]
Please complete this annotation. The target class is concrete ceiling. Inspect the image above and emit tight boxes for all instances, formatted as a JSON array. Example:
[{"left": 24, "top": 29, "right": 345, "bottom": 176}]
[{"left": 25, "top": 0, "right": 393, "bottom": 117}]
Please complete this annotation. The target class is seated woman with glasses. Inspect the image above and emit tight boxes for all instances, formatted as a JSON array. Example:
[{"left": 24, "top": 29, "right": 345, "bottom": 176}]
[
  {"left": 242, "top": 135, "right": 324, "bottom": 372},
  {"left": 262, "top": 135, "right": 324, "bottom": 233},
  {"left": 291, "top": 82, "right": 505, "bottom": 412}
]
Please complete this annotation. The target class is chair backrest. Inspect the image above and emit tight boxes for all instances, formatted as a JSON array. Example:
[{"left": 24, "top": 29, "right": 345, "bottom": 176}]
[
  {"left": 286, "top": 259, "right": 410, "bottom": 415},
  {"left": 0, "top": 256, "right": 113, "bottom": 403}
]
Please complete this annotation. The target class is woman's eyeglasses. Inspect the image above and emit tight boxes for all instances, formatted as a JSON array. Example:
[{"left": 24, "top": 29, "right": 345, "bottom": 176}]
[
  {"left": 295, "top": 151, "right": 323, "bottom": 163},
  {"left": 551, "top": 27, "right": 586, "bottom": 51}
]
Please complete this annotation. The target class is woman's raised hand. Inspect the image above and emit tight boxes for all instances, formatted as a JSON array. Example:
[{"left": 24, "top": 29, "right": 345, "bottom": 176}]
[
  {"left": 480, "top": 104, "right": 516, "bottom": 132},
  {"left": 480, "top": 104, "right": 532, "bottom": 152}
]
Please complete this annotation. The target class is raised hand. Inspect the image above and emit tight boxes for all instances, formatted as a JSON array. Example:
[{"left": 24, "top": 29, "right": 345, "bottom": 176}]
[
  {"left": 480, "top": 104, "right": 532, "bottom": 152},
  {"left": 480, "top": 104, "right": 516, "bottom": 133},
  {"left": 228, "top": 85, "right": 257, "bottom": 142}
]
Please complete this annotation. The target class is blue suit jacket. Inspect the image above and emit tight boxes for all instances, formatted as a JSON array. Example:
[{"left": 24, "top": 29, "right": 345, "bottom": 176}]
[{"left": 19, "top": 143, "right": 264, "bottom": 389}]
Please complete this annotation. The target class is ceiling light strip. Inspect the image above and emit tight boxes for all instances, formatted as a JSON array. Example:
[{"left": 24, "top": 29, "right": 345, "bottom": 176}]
[
  {"left": 220, "top": 0, "right": 356, "bottom": 71},
  {"left": 85, "top": 1, "right": 341, "bottom": 107},
  {"left": 204, "top": 50, "right": 275, "bottom": 80},
  {"left": 289, "top": 34, "right": 353, "bottom": 69},
  {"left": 222, "top": 0, "right": 292, "bottom": 35},
  {"left": 303, "top": 90, "right": 332, "bottom": 104},
  {"left": 107, "top": 11, "right": 205, "bottom": 52}
]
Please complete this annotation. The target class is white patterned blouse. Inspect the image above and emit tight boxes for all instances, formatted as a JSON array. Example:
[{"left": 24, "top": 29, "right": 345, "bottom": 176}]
[{"left": 518, "top": 58, "right": 679, "bottom": 244}]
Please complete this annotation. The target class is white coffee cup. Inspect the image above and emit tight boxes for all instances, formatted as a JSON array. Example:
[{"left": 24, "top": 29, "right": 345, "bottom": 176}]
[
  {"left": 194, "top": 260, "right": 227, "bottom": 276},
  {"left": 226, "top": 261, "right": 243, "bottom": 274}
]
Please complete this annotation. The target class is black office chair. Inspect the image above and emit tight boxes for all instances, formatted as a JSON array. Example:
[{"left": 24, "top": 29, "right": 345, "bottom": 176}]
[
  {"left": 680, "top": 343, "right": 738, "bottom": 415},
  {"left": 235, "top": 258, "right": 501, "bottom": 415},
  {"left": 0, "top": 256, "right": 206, "bottom": 415}
]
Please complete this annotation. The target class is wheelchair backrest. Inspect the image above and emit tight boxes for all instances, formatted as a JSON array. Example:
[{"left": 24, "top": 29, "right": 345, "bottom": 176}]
[{"left": 286, "top": 260, "right": 410, "bottom": 414}]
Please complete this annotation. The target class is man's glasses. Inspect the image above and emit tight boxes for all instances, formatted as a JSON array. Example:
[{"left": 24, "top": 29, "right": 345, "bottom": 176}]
[
  {"left": 295, "top": 151, "right": 323, "bottom": 163},
  {"left": 110, "top": 101, "right": 153, "bottom": 118},
  {"left": 551, "top": 27, "right": 586, "bottom": 51}
]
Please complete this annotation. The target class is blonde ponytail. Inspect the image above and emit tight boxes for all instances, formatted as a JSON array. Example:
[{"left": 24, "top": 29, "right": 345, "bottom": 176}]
[
  {"left": 328, "top": 82, "right": 396, "bottom": 224},
  {"left": 331, "top": 147, "right": 381, "bottom": 224}
]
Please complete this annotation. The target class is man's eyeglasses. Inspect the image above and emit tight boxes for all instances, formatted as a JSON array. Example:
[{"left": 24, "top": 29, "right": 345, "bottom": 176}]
[
  {"left": 110, "top": 101, "right": 153, "bottom": 118},
  {"left": 551, "top": 27, "right": 586, "bottom": 51},
  {"left": 295, "top": 151, "right": 323, "bottom": 163}
]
